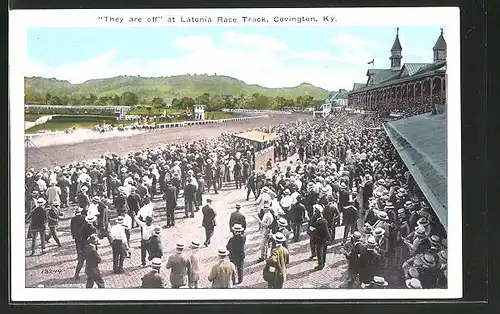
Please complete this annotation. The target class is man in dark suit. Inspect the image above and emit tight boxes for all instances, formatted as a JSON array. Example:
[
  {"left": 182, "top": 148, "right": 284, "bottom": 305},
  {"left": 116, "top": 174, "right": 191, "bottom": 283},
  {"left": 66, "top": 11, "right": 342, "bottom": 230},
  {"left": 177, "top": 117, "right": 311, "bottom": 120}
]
[
  {"left": 290, "top": 196, "right": 306, "bottom": 242},
  {"left": 141, "top": 258, "right": 164, "bottom": 288},
  {"left": 311, "top": 205, "right": 331, "bottom": 270},
  {"left": 201, "top": 199, "right": 216, "bottom": 246},
  {"left": 342, "top": 196, "right": 358, "bottom": 245},
  {"left": 163, "top": 181, "right": 177, "bottom": 227},
  {"left": 75, "top": 215, "right": 98, "bottom": 279},
  {"left": 148, "top": 226, "right": 163, "bottom": 260},
  {"left": 83, "top": 233, "right": 105, "bottom": 288},
  {"left": 226, "top": 223, "right": 246, "bottom": 284},
  {"left": 229, "top": 204, "right": 246, "bottom": 232},
  {"left": 341, "top": 231, "right": 365, "bottom": 288},
  {"left": 127, "top": 186, "right": 143, "bottom": 227},
  {"left": 27, "top": 198, "right": 48, "bottom": 256},
  {"left": 245, "top": 171, "right": 257, "bottom": 201},
  {"left": 184, "top": 177, "right": 197, "bottom": 218}
]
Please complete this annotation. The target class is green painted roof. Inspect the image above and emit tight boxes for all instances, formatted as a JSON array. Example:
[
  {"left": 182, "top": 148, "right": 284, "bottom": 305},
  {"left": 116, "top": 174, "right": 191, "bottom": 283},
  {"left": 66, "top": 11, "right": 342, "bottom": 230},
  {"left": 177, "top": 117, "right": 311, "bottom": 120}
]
[
  {"left": 404, "top": 63, "right": 432, "bottom": 77},
  {"left": 352, "top": 83, "right": 365, "bottom": 91},
  {"left": 384, "top": 113, "right": 447, "bottom": 230},
  {"left": 367, "top": 69, "right": 397, "bottom": 85}
]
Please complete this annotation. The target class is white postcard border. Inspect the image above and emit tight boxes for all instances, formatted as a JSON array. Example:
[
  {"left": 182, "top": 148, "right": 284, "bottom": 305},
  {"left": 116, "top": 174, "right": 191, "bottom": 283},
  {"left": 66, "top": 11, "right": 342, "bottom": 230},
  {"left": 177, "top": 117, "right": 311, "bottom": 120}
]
[{"left": 9, "top": 7, "right": 462, "bottom": 301}]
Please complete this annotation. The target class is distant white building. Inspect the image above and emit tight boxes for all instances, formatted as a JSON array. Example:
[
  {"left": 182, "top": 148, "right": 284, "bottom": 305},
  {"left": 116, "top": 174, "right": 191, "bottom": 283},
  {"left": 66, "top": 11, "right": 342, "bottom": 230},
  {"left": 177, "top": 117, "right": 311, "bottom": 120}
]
[{"left": 192, "top": 104, "right": 205, "bottom": 120}]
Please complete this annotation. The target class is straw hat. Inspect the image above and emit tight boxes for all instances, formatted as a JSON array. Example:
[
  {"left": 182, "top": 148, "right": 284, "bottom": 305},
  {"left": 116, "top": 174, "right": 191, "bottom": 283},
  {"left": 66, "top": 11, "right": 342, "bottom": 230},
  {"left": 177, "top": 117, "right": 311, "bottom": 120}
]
[
  {"left": 422, "top": 253, "right": 437, "bottom": 268},
  {"left": 405, "top": 278, "right": 422, "bottom": 289},
  {"left": 87, "top": 233, "right": 99, "bottom": 243},
  {"left": 189, "top": 239, "right": 201, "bottom": 249},
  {"left": 80, "top": 186, "right": 89, "bottom": 192},
  {"left": 272, "top": 232, "right": 286, "bottom": 243},
  {"left": 153, "top": 226, "right": 161, "bottom": 235},
  {"left": 373, "top": 227, "right": 385, "bottom": 237},
  {"left": 408, "top": 267, "right": 420, "bottom": 279},
  {"left": 175, "top": 243, "right": 185, "bottom": 251},
  {"left": 366, "top": 236, "right": 377, "bottom": 248},
  {"left": 372, "top": 276, "right": 388, "bottom": 287},
  {"left": 217, "top": 247, "right": 230, "bottom": 256},
  {"left": 85, "top": 216, "right": 97, "bottom": 224},
  {"left": 278, "top": 218, "right": 288, "bottom": 227},
  {"left": 116, "top": 216, "right": 125, "bottom": 224},
  {"left": 151, "top": 258, "right": 162, "bottom": 268},
  {"left": 417, "top": 217, "right": 430, "bottom": 227},
  {"left": 232, "top": 224, "right": 244, "bottom": 233},
  {"left": 429, "top": 235, "right": 441, "bottom": 247},
  {"left": 92, "top": 196, "right": 101, "bottom": 203},
  {"left": 376, "top": 211, "right": 389, "bottom": 221},
  {"left": 414, "top": 226, "right": 426, "bottom": 237},
  {"left": 438, "top": 250, "right": 448, "bottom": 263},
  {"left": 351, "top": 231, "right": 362, "bottom": 241},
  {"left": 363, "top": 223, "right": 373, "bottom": 234},
  {"left": 37, "top": 198, "right": 47, "bottom": 206}
]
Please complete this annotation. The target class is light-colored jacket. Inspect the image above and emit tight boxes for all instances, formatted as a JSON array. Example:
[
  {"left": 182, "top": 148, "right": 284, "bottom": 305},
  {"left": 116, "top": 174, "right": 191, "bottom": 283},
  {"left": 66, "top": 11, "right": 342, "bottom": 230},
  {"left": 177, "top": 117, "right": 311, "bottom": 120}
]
[
  {"left": 208, "top": 258, "right": 236, "bottom": 288},
  {"left": 166, "top": 253, "right": 190, "bottom": 287},
  {"left": 188, "top": 250, "right": 201, "bottom": 283}
]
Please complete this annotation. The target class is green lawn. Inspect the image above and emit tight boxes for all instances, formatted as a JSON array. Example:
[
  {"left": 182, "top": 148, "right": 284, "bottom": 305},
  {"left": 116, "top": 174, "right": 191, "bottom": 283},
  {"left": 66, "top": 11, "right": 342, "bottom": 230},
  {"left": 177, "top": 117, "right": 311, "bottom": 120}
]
[
  {"left": 126, "top": 107, "right": 189, "bottom": 115},
  {"left": 25, "top": 116, "right": 135, "bottom": 134}
]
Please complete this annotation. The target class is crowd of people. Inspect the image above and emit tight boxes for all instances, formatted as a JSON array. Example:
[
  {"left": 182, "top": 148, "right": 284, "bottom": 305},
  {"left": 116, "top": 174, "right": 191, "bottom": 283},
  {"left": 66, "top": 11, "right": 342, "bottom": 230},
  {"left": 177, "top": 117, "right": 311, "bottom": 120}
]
[{"left": 25, "top": 110, "right": 447, "bottom": 289}]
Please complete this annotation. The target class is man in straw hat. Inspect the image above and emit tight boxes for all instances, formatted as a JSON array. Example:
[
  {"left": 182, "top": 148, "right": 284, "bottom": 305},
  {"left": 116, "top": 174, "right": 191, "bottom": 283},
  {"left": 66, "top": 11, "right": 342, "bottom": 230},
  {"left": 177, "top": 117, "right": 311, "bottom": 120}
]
[
  {"left": 201, "top": 198, "right": 217, "bottom": 246},
  {"left": 362, "top": 276, "right": 389, "bottom": 289},
  {"left": 187, "top": 240, "right": 201, "bottom": 288},
  {"left": 340, "top": 231, "right": 364, "bottom": 288},
  {"left": 208, "top": 247, "right": 237, "bottom": 288},
  {"left": 166, "top": 242, "right": 190, "bottom": 288},
  {"left": 226, "top": 224, "right": 246, "bottom": 284},
  {"left": 257, "top": 203, "right": 274, "bottom": 263},
  {"left": 83, "top": 233, "right": 105, "bottom": 288},
  {"left": 358, "top": 235, "right": 383, "bottom": 286},
  {"left": 418, "top": 253, "right": 439, "bottom": 289},
  {"left": 263, "top": 232, "right": 290, "bottom": 289},
  {"left": 141, "top": 257, "right": 164, "bottom": 288},
  {"left": 70, "top": 206, "right": 86, "bottom": 272},
  {"left": 78, "top": 185, "right": 91, "bottom": 215},
  {"left": 148, "top": 226, "right": 164, "bottom": 261},
  {"left": 45, "top": 200, "right": 62, "bottom": 247},
  {"left": 109, "top": 216, "right": 130, "bottom": 274},
  {"left": 27, "top": 197, "right": 48, "bottom": 256},
  {"left": 310, "top": 204, "right": 331, "bottom": 270},
  {"left": 74, "top": 215, "right": 98, "bottom": 279}
]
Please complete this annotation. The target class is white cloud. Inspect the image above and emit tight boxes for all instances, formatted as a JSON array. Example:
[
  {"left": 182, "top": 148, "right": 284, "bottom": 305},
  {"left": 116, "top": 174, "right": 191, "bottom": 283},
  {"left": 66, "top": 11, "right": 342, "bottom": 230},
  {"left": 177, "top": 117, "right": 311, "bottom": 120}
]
[
  {"left": 328, "top": 33, "right": 380, "bottom": 49},
  {"left": 25, "top": 34, "right": 377, "bottom": 91}
]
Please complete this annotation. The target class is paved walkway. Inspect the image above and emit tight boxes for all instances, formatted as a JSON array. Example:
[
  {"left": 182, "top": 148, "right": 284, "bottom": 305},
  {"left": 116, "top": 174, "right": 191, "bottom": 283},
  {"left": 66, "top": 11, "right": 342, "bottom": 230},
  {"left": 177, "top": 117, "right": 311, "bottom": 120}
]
[{"left": 25, "top": 156, "right": 349, "bottom": 289}]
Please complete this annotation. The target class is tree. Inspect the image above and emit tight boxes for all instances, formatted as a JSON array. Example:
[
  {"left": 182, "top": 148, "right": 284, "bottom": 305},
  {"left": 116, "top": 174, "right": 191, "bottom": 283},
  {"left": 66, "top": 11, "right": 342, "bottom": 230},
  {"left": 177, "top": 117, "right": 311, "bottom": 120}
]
[
  {"left": 48, "top": 96, "right": 62, "bottom": 106},
  {"left": 151, "top": 97, "right": 164, "bottom": 107},
  {"left": 171, "top": 98, "right": 182, "bottom": 109},
  {"left": 180, "top": 97, "right": 195, "bottom": 110},
  {"left": 120, "top": 92, "right": 139, "bottom": 106},
  {"left": 45, "top": 93, "right": 52, "bottom": 105}
]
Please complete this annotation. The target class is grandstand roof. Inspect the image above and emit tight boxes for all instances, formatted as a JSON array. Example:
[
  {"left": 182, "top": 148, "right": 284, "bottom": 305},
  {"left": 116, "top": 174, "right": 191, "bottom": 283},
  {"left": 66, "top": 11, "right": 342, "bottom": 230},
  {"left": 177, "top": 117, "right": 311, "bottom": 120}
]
[{"left": 384, "top": 112, "right": 448, "bottom": 230}]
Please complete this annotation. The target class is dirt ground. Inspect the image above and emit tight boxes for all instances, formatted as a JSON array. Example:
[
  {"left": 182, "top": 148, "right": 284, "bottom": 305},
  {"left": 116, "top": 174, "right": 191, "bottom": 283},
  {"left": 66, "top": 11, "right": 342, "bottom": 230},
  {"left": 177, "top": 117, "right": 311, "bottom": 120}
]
[{"left": 26, "top": 114, "right": 311, "bottom": 169}]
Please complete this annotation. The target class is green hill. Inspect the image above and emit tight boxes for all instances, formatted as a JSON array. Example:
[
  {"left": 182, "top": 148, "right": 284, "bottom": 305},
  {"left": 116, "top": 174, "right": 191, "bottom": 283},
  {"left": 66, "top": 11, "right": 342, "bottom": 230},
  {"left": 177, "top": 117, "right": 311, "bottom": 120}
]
[{"left": 24, "top": 75, "right": 330, "bottom": 104}]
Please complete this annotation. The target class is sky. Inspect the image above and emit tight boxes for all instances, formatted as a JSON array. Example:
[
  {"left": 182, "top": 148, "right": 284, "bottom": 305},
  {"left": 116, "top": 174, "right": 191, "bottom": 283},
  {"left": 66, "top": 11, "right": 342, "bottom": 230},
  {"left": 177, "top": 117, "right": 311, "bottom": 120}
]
[{"left": 26, "top": 25, "right": 446, "bottom": 91}]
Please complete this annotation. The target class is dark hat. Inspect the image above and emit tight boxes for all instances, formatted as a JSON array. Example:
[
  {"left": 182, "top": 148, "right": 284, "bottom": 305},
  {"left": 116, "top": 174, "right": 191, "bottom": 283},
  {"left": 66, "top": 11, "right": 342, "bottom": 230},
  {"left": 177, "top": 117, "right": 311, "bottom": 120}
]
[
  {"left": 235, "top": 203, "right": 241, "bottom": 209},
  {"left": 153, "top": 226, "right": 161, "bottom": 235},
  {"left": 145, "top": 215, "right": 153, "bottom": 221}
]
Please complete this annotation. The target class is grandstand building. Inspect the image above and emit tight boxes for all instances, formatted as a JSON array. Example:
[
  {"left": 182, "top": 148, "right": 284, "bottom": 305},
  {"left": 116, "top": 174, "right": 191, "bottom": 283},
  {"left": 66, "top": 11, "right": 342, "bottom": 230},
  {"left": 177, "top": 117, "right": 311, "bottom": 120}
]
[{"left": 348, "top": 28, "right": 447, "bottom": 114}]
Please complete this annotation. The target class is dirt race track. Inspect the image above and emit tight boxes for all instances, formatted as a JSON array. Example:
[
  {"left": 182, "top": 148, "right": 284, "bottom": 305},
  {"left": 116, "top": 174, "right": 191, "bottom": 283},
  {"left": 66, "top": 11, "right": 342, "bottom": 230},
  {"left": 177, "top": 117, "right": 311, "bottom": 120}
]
[{"left": 26, "top": 114, "right": 312, "bottom": 170}]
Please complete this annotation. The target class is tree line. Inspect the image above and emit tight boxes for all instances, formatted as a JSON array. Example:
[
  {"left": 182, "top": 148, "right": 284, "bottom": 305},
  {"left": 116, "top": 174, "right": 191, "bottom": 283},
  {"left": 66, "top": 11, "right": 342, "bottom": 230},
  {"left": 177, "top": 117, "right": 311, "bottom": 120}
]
[{"left": 25, "top": 90, "right": 323, "bottom": 110}]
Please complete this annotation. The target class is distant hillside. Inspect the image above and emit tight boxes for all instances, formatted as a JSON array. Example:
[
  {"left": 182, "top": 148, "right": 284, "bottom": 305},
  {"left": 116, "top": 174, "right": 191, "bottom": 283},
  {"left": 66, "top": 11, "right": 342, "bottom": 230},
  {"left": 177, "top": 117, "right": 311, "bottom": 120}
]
[{"left": 24, "top": 75, "right": 330, "bottom": 103}]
